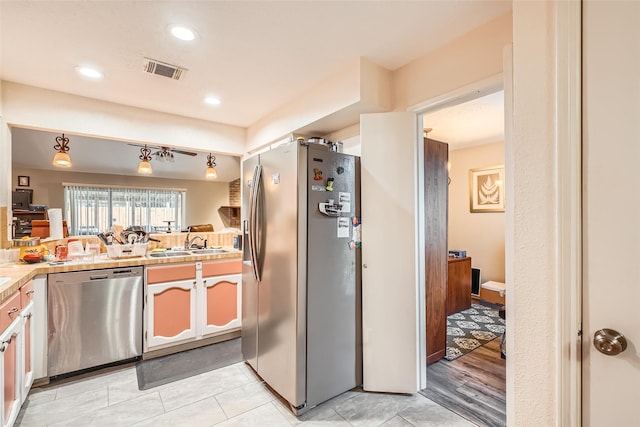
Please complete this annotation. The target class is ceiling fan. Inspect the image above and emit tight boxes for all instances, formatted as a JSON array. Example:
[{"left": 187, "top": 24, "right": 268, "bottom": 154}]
[{"left": 128, "top": 143, "right": 198, "bottom": 161}]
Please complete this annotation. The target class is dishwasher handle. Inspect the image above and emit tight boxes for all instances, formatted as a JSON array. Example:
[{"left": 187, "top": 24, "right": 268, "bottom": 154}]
[{"left": 89, "top": 275, "right": 109, "bottom": 281}]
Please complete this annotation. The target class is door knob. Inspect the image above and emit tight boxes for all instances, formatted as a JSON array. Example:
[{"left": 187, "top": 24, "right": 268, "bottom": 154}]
[{"left": 593, "top": 328, "right": 628, "bottom": 356}]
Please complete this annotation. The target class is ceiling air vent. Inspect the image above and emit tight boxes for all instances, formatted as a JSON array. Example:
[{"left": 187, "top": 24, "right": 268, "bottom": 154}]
[{"left": 143, "top": 58, "right": 187, "bottom": 80}]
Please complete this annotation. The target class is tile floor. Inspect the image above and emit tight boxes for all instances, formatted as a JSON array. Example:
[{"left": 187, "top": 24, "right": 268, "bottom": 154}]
[{"left": 16, "top": 362, "right": 475, "bottom": 427}]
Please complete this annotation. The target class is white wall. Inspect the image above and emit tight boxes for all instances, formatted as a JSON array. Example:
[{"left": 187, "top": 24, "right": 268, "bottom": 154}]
[
  {"left": 448, "top": 141, "right": 505, "bottom": 282},
  {"left": 392, "top": 13, "right": 512, "bottom": 111},
  {"left": 12, "top": 167, "right": 229, "bottom": 232},
  {"left": 510, "top": 1, "right": 564, "bottom": 424},
  {"left": 1, "top": 82, "right": 246, "bottom": 156},
  {"left": 246, "top": 58, "right": 391, "bottom": 152}
]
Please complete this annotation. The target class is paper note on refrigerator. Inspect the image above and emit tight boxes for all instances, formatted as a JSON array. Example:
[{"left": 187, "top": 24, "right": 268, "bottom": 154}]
[
  {"left": 339, "top": 192, "right": 351, "bottom": 213},
  {"left": 337, "top": 217, "right": 350, "bottom": 238}
]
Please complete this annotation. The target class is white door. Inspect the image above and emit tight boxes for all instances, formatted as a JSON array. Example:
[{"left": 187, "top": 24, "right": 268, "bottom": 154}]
[
  {"left": 360, "top": 112, "right": 422, "bottom": 393},
  {"left": 583, "top": 1, "right": 640, "bottom": 424}
]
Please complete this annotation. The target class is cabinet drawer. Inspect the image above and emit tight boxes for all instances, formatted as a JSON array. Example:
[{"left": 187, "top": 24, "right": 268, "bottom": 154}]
[
  {"left": 0, "top": 292, "right": 21, "bottom": 332},
  {"left": 20, "top": 280, "right": 35, "bottom": 309},
  {"left": 202, "top": 260, "right": 241, "bottom": 277},
  {"left": 147, "top": 264, "right": 197, "bottom": 284}
]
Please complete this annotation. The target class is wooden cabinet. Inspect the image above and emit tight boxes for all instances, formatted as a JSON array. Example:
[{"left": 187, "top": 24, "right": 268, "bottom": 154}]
[
  {"left": 424, "top": 138, "right": 449, "bottom": 365},
  {"left": 0, "top": 292, "right": 22, "bottom": 427},
  {"left": 145, "top": 259, "right": 242, "bottom": 352},
  {"left": 447, "top": 257, "right": 472, "bottom": 315}
]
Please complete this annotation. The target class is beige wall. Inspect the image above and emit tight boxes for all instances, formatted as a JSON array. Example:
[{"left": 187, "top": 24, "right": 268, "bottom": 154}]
[
  {"left": 448, "top": 141, "right": 505, "bottom": 283},
  {"left": 392, "top": 13, "right": 511, "bottom": 111},
  {"left": 11, "top": 167, "right": 229, "bottom": 232}
]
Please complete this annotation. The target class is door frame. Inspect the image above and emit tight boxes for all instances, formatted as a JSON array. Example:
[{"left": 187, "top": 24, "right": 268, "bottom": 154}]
[
  {"left": 408, "top": 73, "right": 504, "bottom": 391},
  {"left": 554, "top": 1, "right": 582, "bottom": 425}
]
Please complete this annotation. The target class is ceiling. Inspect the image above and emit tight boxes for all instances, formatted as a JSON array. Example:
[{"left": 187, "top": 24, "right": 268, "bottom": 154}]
[
  {"left": 11, "top": 127, "right": 241, "bottom": 182},
  {"left": 2, "top": 1, "right": 510, "bottom": 176},
  {"left": 423, "top": 90, "right": 504, "bottom": 150}
]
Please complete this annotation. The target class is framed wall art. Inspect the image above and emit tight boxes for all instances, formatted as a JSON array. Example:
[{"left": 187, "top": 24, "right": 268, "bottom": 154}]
[
  {"left": 18, "top": 175, "right": 30, "bottom": 187},
  {"left": 469, "top": 165, "right": 505, "bottom": 213}
]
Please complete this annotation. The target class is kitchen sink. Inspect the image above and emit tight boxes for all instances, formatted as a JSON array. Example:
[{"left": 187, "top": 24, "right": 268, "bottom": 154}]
[
  {"left": 189, "top": 248, "right": 229, "bottom": 255},
  {"left": 148, "top": 251, "right": 192, "bottom": 258}
]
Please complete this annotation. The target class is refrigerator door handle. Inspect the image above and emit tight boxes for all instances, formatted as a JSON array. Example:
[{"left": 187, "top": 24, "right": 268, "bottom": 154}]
[
  {"left": 251, "top": 164, "right": 263, "bottom": 282},
  {"left": 248, "top": 164, "right": 258, "bottom": 281}
]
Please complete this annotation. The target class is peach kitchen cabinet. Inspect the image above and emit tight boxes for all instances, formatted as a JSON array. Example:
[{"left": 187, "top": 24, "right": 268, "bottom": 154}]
[
  {"left": 201, "top": 260, "right": 242, "bottom": 336},
  {"left": 145, "top": 263, "right": 198, "bottom": 351},
  {"left": 144, "top": 259, "right": 241, "bottom": 352},
  {"left": 0, "top": 291, "right": 23, "bottom": 427}
]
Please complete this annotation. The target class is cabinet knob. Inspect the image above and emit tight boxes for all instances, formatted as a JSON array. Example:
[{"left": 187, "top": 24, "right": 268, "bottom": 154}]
[
  {"left": 7, "top": 307, "right": 18, "bottom": 319},
  {"left": 26, "top": 290, "right": 35, "bottom": 295}
]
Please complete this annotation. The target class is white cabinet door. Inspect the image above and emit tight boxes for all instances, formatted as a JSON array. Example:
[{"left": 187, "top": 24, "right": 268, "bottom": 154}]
[
  {"left": 19, "top": 301, "right": 34, "bottom": 404},
  {"left": 200, "top": 274, "right": 241, "bottom": 337},
  {"left": 360, "top": 112, "right": 421, "bottom": 393},
  {"left": 145, "top": 280, "right": 197, "bottom": 350},
  {"left": 31, "top": 276, "right": 47, "bottom": 380},
  {"left": 582, "top": 2, "right": 640, "bottom": 424}
]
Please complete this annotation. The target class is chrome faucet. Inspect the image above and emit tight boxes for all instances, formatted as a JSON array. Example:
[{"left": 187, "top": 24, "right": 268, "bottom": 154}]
[{"left": 185, "top": 233, "right": 206, "bottom": 249}]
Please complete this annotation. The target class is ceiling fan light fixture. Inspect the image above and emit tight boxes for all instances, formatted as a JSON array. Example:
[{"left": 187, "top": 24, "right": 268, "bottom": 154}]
[
  {"left": 137, "top": 144, "right": 153, "bottom": 174},
  {"left": 155, "top": 147, "right": 175, "bottom": 162},
  {"left": 52, "top": 133, "right": 72, "bottom": 168},
  {"left": 205, "top": 153, "right": 218, "bottom": 179}
]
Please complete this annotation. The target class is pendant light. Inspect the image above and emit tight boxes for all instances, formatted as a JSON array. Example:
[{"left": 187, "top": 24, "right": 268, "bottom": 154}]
[
  {"left": 205, "top": 153, "right": 217, "bottom": 179},
  {"left": 52, "top": 134, "right": 72, "bottom": 168},
  {"left": 137, "top": 145, "right": 153, "bottom": 174}
]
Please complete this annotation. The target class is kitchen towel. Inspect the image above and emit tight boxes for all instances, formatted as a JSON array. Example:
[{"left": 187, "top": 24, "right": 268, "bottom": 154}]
[{"left": 48, "top": 208, "right": 64, "bottom": 240}]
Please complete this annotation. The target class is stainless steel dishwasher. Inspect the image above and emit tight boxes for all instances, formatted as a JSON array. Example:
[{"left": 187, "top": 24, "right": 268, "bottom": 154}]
[{"left": 48, "top": 267, "right": 143, "bottom": 377}]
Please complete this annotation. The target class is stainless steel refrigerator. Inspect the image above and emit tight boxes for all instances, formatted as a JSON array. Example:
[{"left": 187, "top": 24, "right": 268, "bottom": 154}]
[{"left": 242, "top": 139, "right": 361, "bottom": 414}]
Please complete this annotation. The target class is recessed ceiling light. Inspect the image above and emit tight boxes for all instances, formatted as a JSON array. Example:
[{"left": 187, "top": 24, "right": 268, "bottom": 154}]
[
  {"left": 170, "top": 26, "right": 196, "bottom": 41},
  {"left": 204, "top": 97, "right": 221, "bottom": 106},
  {"left": 75, "top": 66, "right": 103, "bottom": 79}
]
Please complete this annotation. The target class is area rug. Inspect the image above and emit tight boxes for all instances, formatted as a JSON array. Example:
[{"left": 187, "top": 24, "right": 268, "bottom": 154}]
[
  {"left": 136, "top": 338, "right": 242, "bottom": 390},
  {"left": 445, "top": 303, "right": 505, "bottom": 361}
]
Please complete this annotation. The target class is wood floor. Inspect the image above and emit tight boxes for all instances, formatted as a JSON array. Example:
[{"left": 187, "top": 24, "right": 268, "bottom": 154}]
[{"left": 420, "top": 338, "right": 506, "bottom": 427}]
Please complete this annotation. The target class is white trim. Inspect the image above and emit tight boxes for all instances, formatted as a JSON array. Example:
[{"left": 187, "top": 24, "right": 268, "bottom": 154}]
[
  {"left": 502, "top": 43, "right": 515, "bottom": 425},
  {"left": 407, "top": 74, "right": 503, "bottom": 116},
  {"left": 555, "top": 1, "right": 582, "bottom": 425},
  {"left": 415, "top": 114, "right": 427, "bottom": 390}
]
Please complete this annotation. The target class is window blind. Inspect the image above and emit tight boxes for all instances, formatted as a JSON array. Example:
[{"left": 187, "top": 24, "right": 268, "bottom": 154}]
[{"left": 64, "top": 184, "right": 185, "bottom": 235}]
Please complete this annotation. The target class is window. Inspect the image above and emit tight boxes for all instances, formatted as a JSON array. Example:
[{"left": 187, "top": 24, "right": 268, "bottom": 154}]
[{"left": 64, "top": 184, "right": 185, "bottom": 235}]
